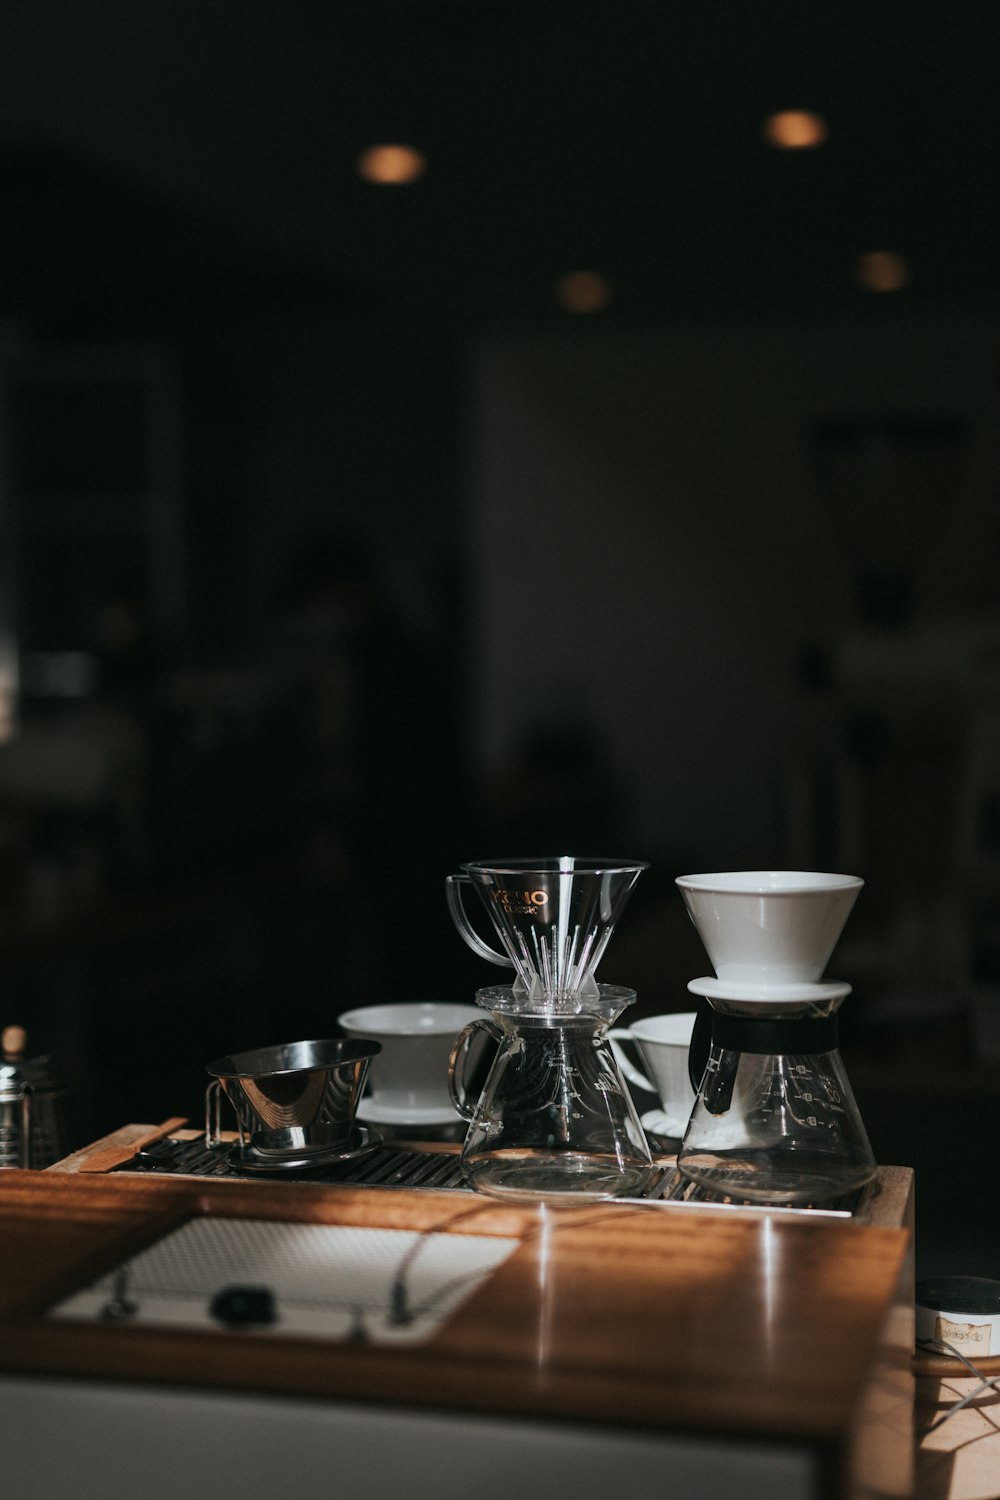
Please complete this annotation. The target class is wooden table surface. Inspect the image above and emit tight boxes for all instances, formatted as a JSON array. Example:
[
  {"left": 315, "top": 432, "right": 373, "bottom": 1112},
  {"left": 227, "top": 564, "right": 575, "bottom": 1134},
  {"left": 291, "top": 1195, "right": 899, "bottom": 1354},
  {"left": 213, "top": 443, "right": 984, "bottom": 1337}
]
[{"left": 0, "top": 1132, "right": 916, "bottom": 1500}]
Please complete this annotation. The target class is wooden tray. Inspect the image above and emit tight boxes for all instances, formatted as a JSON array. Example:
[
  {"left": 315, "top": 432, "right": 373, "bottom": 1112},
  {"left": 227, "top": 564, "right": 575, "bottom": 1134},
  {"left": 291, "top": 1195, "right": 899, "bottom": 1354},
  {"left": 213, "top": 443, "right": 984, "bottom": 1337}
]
[{"left": 0, "top": 1143, "right": 915, "bottom": 1499}]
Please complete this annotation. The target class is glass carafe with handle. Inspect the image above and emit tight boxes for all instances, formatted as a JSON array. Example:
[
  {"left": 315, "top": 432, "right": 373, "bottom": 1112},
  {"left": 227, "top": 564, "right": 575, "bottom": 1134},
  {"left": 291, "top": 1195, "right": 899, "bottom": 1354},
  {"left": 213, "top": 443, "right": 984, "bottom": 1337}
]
[
  {"left": 673, "top": 869, "right": 875, "bottom": 1205},
  {"left": 448, "top": 983, "right": 655, "bottom": 1202}
]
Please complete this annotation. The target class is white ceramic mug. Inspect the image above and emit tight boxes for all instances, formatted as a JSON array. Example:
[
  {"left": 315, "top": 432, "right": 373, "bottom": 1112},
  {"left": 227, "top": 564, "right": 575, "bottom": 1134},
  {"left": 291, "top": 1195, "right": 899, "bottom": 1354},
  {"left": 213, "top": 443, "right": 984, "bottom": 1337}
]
[
  {"left": 338, "top": 1002, "right": 481, "bottom": 1124},
  {"left": 609, "top": 1012, "right": 698, "bottom": 1136}
]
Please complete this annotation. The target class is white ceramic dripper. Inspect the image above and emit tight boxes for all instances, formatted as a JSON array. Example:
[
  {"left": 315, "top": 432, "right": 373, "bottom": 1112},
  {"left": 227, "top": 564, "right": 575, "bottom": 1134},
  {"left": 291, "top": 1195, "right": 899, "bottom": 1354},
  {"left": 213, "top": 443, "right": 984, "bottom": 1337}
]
[{"left": 675, "top": 869, "right": 863, "bottom": 989}]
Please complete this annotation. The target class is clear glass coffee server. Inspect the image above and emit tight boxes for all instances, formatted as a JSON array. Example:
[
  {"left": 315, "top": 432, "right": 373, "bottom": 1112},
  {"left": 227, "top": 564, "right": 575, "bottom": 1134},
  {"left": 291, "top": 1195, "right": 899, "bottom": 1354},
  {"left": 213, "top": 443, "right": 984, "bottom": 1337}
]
[
  {"left": 677, "top": 988, "right": 877, "bottom": 1205},
  {"left": 448, "top": 982, "right": 654, "bottom": 1201},
  {"left": 445, "top": 857, "right": 654, "bottom": 1201}
]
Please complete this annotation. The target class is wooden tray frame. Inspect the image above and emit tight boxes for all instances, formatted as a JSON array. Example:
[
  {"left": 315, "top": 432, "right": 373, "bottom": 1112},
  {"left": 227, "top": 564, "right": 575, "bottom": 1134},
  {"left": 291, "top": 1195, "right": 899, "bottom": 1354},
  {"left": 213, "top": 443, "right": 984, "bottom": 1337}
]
[{"left": 0, "top": 1140, "right": 915, "bottom": 1481}]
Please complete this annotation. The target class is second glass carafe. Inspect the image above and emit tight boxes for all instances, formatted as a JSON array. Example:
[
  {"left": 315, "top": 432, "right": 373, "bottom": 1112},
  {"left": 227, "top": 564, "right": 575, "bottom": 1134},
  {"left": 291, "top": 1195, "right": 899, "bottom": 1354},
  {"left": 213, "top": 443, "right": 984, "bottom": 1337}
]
[
  {"left": 678, "top": 996, "right": 877, "bottom": 1205},
  {"left": 448, "top": 985, "right": 655, "bottom": 1202}
]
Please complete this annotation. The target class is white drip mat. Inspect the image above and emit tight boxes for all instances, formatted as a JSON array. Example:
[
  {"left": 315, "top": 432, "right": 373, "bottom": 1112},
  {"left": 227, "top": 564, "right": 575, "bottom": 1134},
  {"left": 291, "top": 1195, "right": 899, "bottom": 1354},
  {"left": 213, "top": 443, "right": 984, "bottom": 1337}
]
[{"left": 51, "top": 1217, "right": 520, "bottom": 1346}]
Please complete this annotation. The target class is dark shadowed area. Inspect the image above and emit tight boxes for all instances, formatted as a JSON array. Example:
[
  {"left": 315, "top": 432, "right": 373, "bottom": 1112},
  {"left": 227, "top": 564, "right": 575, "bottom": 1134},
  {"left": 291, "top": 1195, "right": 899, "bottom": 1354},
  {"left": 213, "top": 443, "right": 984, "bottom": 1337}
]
[{"left": 0, "top": 1, "right": 997, "bottom": 1280}]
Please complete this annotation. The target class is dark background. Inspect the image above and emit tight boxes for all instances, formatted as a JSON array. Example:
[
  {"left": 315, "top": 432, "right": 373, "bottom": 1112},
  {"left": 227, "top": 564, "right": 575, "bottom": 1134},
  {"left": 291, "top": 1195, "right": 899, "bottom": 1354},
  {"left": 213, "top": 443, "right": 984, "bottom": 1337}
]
[{"left": 0, "top": 2, "right": 997, "bottom": 1278}]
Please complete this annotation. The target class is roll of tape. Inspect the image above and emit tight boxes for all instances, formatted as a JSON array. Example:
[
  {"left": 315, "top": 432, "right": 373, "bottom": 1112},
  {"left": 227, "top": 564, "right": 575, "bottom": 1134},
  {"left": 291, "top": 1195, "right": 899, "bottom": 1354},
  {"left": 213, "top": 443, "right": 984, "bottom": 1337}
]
[{"left": 916, "top": 1276, "right": 1000, "bottom": 1359}]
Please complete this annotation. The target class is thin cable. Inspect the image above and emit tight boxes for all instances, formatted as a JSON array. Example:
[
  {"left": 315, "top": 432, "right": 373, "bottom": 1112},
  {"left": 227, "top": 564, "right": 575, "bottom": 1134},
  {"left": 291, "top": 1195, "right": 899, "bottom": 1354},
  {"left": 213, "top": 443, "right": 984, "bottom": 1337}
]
[{"left": 916, "top": 1337, "right": 1000, "bottom": 1430}]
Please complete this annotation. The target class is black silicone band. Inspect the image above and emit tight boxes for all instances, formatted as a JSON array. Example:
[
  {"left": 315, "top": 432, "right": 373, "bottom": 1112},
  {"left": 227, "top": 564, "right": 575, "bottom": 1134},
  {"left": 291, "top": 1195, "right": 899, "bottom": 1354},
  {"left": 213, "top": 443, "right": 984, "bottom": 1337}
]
[{"left": 707, "top": 1011, "right": 840, "bottom": 1056}]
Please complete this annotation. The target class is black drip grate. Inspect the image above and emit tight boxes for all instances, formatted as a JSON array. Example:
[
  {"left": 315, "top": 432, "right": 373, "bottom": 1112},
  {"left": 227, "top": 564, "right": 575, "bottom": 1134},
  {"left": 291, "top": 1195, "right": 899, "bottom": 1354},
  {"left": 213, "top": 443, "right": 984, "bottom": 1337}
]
[
  {"left": 124, "top": 1137, "right": 470, "bottom": 1190},
  {"left": 116, "top": 1136, "right": 864, "bottom": 1214}
]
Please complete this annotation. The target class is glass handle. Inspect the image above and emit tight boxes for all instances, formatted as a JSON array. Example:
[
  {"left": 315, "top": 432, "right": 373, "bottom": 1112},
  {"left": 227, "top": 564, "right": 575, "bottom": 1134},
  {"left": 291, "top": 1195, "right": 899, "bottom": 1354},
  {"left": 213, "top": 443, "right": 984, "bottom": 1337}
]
[
  {"left": 448, "top": 1017, "right": 501, "bottom": 1122},
  {"left": 445, "top": 874, "right": 513, "bottom": 968},
  {"left": 608, "top": 1028, "right": 655, "bottom": 1094},
  {"left": 204, "top": 1080, "right": 226, "bottom": 1147}
]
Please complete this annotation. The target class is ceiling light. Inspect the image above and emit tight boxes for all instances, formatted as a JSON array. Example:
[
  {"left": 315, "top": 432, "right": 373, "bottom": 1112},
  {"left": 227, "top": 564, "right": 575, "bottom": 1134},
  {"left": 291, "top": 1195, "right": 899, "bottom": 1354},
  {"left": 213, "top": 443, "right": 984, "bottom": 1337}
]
[
  {"left": 555, "top": 271, "right": 612, "bottom": 314},
  {"left": 356, "top": 144, "right": 427, "bottom": 185},
  {"left": 857, "top": 251, "right": 910, "bottom": 292},
  {"left": 762, "top": 110, "right": 829, "bottom": 150}
]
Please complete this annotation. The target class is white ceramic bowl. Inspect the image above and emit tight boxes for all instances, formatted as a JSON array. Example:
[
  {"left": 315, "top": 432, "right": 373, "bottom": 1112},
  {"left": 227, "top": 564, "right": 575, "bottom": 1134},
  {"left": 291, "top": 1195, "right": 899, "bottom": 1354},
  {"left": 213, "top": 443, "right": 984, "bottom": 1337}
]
[{"left": 338, "top": 1002, "right": 480, "bottom": 1117}]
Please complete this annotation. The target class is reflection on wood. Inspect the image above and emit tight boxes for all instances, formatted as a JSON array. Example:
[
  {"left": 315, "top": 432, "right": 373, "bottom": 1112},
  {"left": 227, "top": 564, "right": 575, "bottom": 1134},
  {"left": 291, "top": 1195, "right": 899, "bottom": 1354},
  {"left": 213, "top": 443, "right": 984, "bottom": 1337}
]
[{"left": 0, "top": 1153, "right": 913, "bottom": 1498}]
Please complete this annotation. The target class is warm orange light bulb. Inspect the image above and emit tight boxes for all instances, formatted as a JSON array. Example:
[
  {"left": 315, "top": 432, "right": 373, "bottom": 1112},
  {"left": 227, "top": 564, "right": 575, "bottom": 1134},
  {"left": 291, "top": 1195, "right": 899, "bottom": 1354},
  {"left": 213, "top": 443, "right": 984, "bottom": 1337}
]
[
  {"left": 555, "top": 270, "right": 612, "bottom": 313},
  {"left": 762, "top": 110, "right": 829, "bottom": 150},
  {"left": 857, "top": 251, "right": 910, "bottom": 292},
  {"left": 356, "top": 144, "right": 427, "bottom": 184}
]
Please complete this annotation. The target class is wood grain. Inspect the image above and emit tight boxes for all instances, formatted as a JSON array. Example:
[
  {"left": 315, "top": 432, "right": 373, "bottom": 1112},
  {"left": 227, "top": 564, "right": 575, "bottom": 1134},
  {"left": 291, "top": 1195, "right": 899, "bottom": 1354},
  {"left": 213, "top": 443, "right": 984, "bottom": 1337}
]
[
  {"left": 0, "top": 1164, "right": 913, "bottom": 1486},
  {"left": 75, "top": 1117, "right": 190, "bottom": 1173}
]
